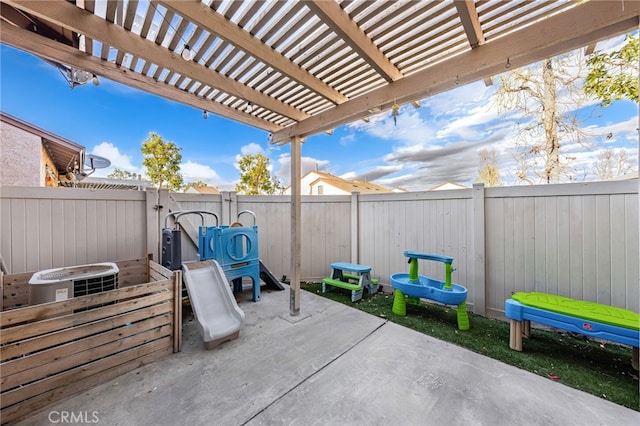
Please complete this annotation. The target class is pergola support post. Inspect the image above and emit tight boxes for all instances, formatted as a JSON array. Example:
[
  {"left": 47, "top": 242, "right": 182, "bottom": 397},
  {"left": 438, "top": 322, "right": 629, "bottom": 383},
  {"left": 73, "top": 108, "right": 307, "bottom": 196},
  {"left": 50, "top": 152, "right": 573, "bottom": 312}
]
[{"left": 290, "top": 136, "right": 302, "bottom": 316}]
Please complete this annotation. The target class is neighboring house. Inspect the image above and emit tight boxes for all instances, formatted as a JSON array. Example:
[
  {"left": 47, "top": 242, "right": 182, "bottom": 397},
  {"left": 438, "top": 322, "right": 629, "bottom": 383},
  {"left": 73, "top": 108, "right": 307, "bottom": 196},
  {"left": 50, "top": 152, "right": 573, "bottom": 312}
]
[
  {"left": 185, "top": 185, "right": 220, "bottom": 194},
  {"left": 429, "top": 182, "right": 468, "bottom": 191},
  {"left": 0, "top": 111, "right": 152, "bottom": 190},
  {"left": 283, "top": 171, "right": 393, "bottom": 195},
  {"left": 1, "top": 111, "right": 84, "bottom": 187}
]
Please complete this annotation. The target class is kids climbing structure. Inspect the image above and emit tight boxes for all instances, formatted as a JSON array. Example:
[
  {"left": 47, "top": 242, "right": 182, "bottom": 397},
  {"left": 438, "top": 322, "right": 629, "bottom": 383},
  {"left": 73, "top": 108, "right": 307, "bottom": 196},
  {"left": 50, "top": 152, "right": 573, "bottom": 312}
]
[{"left": 198, "top": 210, "right": 261, "bottom": 302}]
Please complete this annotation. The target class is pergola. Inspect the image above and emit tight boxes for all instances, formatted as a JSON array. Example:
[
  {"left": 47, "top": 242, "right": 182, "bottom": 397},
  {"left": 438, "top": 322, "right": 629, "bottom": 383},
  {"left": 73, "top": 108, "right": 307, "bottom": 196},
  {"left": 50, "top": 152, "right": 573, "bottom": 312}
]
[{"left": 1, "top": 0, "right": 638, "bottom": 315}]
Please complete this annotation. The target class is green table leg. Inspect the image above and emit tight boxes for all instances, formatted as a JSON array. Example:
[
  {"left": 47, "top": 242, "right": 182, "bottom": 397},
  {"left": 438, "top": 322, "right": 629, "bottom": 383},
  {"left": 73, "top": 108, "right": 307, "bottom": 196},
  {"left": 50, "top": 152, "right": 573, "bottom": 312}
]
[
  {"left": 457, "top": 301, "right": 470, "bottom": 330},
  {"left": 392, "top": 289, "right": 406, "bottom": 316}
]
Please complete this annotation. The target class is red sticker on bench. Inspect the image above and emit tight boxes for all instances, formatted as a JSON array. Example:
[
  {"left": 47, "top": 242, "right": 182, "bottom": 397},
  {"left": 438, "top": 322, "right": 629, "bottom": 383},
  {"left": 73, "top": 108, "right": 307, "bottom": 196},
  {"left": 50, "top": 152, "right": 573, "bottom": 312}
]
[{"left": 583, "top": 323, "right": 593, "bottom": 331}]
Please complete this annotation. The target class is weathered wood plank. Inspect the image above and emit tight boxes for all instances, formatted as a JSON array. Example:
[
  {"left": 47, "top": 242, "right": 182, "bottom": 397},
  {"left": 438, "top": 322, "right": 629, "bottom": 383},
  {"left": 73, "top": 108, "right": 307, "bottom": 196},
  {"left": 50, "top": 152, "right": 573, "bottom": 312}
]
[
  {"left": 1, "top": 313, "right": 171, "bottom": 380},
  {"left": 150, "top": 269, "right": 170, "bottom": 282},
  {"left": 1, "top": 257, "right": 152, "bottom": 311},
  {"left": 1, "top": 323, "right": 172, "bottom": 391},
  {"left": 1, "top": 271, "right": 31, "bottom": 310},
  {"left": 0, "top": 339, "right": 172, "bottom": 420},
  {"left": 1, "top": 280, "right": 171, "bottom": 328},
  {"left": 115, "top": 257, "right": 148, "bottom": 283},
  {"left": 1, "top": 284, "right": 29, "bottom": 310},
  {"left": 1, "top": 291, "right": 172, "bottom": 345},
  {"left": 1, "top": 330, "right": 172, "bottom": 409},
  {"left": 1, "top": 302, "right": 172, "bottom": 362},
  {"left": 173, "top": 269, "right": 182, "bottom": 353},
  {"left": 119, "top": 273, "right": 150, "bottom": 287},
  {"left": 0, "top": 272, "right": 32, "bottom": 285},
  {"left": 149, "top": 261, "right": 173, "bottom": 280}
]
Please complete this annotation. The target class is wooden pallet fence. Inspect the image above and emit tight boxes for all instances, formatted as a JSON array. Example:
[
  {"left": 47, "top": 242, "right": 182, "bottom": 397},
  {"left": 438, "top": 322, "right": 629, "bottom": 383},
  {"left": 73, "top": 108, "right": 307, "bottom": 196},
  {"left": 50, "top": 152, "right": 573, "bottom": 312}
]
[
  {"left": 1, "top": 257, "right": 152, "bottom": 311},
  {"left": 0, "top": 271, "right": 31, "bottom": 311},
  {"left": 117, "top": 257, "right": 151, "bottom": 288},
  {"left": 0, "top": 261, "right": 181, "bottom": 425}
]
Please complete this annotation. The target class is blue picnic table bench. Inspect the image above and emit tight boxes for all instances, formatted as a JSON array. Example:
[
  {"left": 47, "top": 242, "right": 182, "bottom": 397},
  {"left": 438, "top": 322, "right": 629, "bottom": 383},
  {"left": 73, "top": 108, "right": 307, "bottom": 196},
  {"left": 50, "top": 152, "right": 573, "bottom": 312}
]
[{"left": 322, "top": 262, "right": 379, "bottom": 302}]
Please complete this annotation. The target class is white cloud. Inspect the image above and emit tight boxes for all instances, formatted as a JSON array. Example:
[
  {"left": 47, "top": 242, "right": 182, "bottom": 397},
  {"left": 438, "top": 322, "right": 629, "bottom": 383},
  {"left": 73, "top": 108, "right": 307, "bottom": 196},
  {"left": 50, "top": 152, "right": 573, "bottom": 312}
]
[
  {"left": 422, "top": 80, "right": 493, "bottom": 116},
  {"left": 275, "top": 153, "right": 330, "bottom": 186},
  {"left": 180, "top": 161, "right": 236, "bottom": 191},
  {"left": 181, "top": 161, "right": 218, "bottom": 180},
  {"left": 436, "top": 105, "right": 502, "bottom": 140},
  {"left": 89, "top": 142, "right": 140, "bottom": 177},
  {"left": 343, "top": 164, "right": 404, "bottom": 182},
  {"left": 339, "top": 133, "right": 355, "bottom": 146},
  {"left": 583, "top": 116, "right": 638, "bottom": 142},
  {"left": 591, "top": 34, "right": 629, "bottom": 53},
  {"left": 240, "top": 142, "right": 265, "bottom": 156},
  {"left": 356, "top": 108, "right": 438, "bottom": 147}
]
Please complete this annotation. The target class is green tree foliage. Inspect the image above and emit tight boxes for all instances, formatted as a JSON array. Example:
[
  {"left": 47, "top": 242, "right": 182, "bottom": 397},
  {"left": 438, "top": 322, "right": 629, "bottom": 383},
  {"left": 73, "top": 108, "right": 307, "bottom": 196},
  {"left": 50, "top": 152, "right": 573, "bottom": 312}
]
[
  {"left": 141, "top": 132, "right": 184, "bottom": 191},
  {"left": 494, "top": 55, "right": 587, "bottom": 184},
  {"left": 477, "top": 149, "right": 502, "bottom": 187},
  {"left": 584, "top": 34, "right": 639, "bottom": 107},
  {"left": 235, "top": 153, "right": 281, "bottom": 195},
  {"left": 107, "top": 168, "right": 139, "bottom": 180}
]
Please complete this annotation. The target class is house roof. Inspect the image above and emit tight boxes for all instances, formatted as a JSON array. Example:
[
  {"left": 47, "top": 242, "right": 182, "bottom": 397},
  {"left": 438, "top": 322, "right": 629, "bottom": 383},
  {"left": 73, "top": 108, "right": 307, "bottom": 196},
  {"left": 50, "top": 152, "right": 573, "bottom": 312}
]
[
  {"left": 1, "top": 111, "right": 85, "bottom": 176},
  {"left": 185, "top": 185, "right": 220, "bottom": 194},
  {"left": 309, "top": 172, "right": 392, "bottom": 194},
  {"left": 1, "top": 1, "right": 636, "bottom": 145},
  {"left": 429, "top": 181, "right": 469, "bottom": 191}
]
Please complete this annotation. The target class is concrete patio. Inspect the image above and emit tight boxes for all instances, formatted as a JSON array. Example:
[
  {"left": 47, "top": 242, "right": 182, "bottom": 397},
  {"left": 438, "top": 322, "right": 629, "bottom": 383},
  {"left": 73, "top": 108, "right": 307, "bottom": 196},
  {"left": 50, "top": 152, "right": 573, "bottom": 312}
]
[{"left": 17, "top": 287, "right": 639, "bottom": 426}]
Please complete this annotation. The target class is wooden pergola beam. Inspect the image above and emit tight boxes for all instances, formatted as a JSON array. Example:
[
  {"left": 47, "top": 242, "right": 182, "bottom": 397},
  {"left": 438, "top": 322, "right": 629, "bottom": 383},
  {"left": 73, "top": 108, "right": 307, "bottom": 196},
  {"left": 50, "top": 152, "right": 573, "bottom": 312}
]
[
  {"left": 303, "top": 0, "right": 402, "bottom": 83},
  {"left": 271, "top": 1, "right": 640, "bottom": 144},
  {"left": 0, "top": 23, "right": 283, "bottom": 133},
  {"left": 454, "top": 1, "right": 494, "bottom": 87},
  {"left": 5, "top": 0, "right": 309, "bottom": 123},
  {"left": 454, "top": 0, "right": 484, "bottom": 48},
  {"left": 159, "top": 0, "right": 349, "bottom": 105}
]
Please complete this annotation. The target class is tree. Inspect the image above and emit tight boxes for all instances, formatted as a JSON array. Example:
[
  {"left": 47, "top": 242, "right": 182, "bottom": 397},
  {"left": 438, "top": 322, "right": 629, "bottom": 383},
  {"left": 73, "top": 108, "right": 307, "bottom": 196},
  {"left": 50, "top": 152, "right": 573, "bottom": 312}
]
[
  {"left": 107, "top": 168, "right": 139, "bottom": 180},
  {"left": 594, "top": 148, "right": 635, "bottom": 180},
  {"left": 477, "top": 149, "right": 502, "bottom": 187},
  {"left": 494, "top": 55, "right": 588, "bottom": 184},
  {"left": 584, "top": 34, "right": 639, "bottom": 107},
  {"left": 141, "top": 132, "right": 184, "bottom": 191},
  {"left": 235, "top": 153, "right": 281, "bottom": 195}
]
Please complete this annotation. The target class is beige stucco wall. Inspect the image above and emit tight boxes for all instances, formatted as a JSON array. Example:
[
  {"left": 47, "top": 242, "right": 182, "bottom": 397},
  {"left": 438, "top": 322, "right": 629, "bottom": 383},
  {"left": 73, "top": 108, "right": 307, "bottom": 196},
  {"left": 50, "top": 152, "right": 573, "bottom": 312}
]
[{"left": 0, "top": 122, "right": 42, "bottom": 186}]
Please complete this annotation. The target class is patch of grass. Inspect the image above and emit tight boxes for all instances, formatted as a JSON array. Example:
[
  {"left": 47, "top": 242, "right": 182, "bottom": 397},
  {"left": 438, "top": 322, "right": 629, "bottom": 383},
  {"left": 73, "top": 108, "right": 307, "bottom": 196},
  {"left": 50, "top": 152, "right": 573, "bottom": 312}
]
[{"left": 301, "top": 282, "right": 639, "bottom": 411}]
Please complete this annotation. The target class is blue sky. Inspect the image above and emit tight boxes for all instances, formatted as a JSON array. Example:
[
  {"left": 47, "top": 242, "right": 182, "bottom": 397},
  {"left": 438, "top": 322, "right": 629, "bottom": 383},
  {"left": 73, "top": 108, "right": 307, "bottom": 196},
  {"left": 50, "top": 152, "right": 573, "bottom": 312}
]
[{"left": 1, "top": 34, "right": 637, "bottom": 191}]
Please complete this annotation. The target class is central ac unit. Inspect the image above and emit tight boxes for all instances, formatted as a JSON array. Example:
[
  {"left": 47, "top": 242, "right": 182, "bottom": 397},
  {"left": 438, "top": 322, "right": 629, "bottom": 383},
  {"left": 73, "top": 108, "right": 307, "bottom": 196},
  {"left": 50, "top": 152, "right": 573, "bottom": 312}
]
[{"left": 29, "top": 262, "right": 119, "bottom": 305}]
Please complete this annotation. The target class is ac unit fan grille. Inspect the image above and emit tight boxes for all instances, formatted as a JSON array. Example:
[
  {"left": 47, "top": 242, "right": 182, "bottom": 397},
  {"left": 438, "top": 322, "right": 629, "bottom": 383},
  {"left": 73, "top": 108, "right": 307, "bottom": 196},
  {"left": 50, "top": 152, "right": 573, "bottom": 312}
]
[
  {"left": 73, "top": 273, "right": 119, "bottom": 312},
  {"left": 74, "top": 273, "right": 118, "bottom": 297}
]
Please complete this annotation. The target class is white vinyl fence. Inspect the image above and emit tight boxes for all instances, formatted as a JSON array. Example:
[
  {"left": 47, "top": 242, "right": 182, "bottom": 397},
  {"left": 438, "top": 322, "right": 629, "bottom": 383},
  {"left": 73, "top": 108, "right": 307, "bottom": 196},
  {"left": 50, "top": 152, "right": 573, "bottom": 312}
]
[{"left": 2, "top": 180, "right": 638, "bottom": 316}]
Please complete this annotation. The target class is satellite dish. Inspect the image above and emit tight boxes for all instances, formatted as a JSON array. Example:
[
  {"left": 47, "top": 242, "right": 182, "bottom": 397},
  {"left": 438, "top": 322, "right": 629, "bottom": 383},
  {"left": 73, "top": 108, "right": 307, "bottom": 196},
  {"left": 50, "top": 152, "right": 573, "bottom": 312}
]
[
  {"left": 75, "top": 154, "right": 111, "bottom": 181},
  {"left": 85, "top": 154, "right": 111, "bottom": 170}
]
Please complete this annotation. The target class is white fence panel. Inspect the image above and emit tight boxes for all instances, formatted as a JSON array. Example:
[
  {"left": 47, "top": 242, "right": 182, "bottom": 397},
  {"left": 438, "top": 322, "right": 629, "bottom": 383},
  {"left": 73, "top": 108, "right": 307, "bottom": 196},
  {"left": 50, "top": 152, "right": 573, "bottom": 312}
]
[
  {"left": 237, "top": 195, "right": 293, "bottom": 281},
  {"left": 1, "top": 187, "right": 147, "bottom": 274},
  {"left": 2, "top": 180, "right": 637, "bottom": 315},
  {"left": 235, "top": 195, "right": 352, "bottom": 281},
  {"left": 358, "top": 190, "right": 475, "bottom": 306},
  {"left": 484, "top": 181, "right": 638, "bottom": 316},
  {"left": 168, "top": 193, "right": 223, "bottom": 262},
  {"left": 299, "top": 196, "right": 351, "bottom": 281}
]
